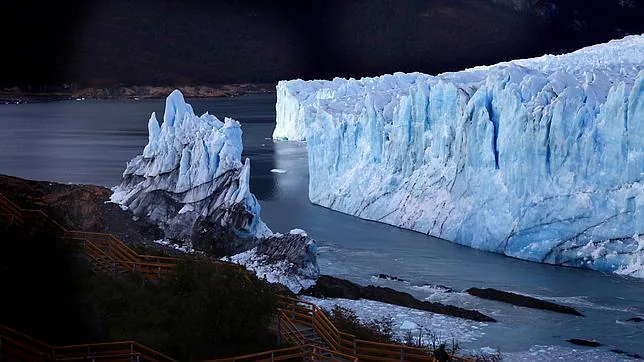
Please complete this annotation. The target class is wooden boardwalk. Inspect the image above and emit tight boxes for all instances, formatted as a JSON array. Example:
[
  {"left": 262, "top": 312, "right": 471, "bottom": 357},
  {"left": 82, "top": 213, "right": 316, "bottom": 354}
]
[{"left": 0, "top": 192, "right": 470, "bottom": 361}]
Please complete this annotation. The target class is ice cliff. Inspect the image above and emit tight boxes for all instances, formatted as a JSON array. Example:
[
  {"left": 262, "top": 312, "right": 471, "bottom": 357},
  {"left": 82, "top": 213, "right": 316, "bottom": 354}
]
[
  {"left": 274, "top": 35, "right": 644, "bottom": 277},
  {"left": 112, "top": 89, "right": 271, "bottom": 241},
  {"left": 112, "top": 90, "right": 318, "bottom": 292}
]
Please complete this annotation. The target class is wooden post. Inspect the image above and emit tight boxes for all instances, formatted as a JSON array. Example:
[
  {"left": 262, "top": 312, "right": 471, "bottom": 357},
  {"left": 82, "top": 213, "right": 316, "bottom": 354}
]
[
  {"left": 400, "top": 347, "right": 404, "bottom": 361},
  {"left": 277, "top": 317, "right": 281, "bottom": 345}
]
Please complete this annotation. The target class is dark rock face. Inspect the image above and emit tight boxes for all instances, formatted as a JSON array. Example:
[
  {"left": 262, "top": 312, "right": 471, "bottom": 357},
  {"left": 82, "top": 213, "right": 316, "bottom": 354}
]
[
  {"left": 626, "top": 317, "right": 643, "bottom": 323},
  {"left": 116, "top": 168, "right": 262, "bottom": 253},
  {"left": 567, "top": 338, "right": 601, "bottom": 347},
  {"left": 611, "top": 348, "right": 643, "bottom": 359},
  {"left": 466, "top": 288, "right": 584, "bottom": 316},
  {"left": 302, "top": 275, "right": 496, "bottom": 323},
  {"left": 374, "top": 273, "right": 408, "bottom": 282},
  {"left": 0, "top": 174, "right": 164, "bottom": 248}
]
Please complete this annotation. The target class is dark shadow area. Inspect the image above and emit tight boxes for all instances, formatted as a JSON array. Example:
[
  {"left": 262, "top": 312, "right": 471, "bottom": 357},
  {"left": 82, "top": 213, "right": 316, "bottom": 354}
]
[
  {"left": 2, "top": 0, "right": 642, "bottom": 88},
  {"left": 0, "top": 219, "right": 282, "bottom": 361}
]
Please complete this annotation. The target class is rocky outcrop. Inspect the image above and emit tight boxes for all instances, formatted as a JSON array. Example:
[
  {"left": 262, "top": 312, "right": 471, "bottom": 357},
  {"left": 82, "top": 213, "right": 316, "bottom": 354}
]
[
  {"left": 302, "top": 275, "right": 496, "bottom": 322},
  {"left": 567, "top": 338, "right": 601, "bottom": 347},
  {"left": 466, "top": 288, "right": 584, "bottom": 316},
  {"left": 0, "top": 174, "right": 165, "bottom": 251}
]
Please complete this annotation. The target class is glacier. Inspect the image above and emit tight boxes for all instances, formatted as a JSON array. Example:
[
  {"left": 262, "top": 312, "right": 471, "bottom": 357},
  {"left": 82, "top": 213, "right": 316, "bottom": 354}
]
[
  {"left": 273, "top": 35, "right": 644, "bottom": 277},
  {"left": 111, "top": 89, "right": 319, "bottom": 292}
]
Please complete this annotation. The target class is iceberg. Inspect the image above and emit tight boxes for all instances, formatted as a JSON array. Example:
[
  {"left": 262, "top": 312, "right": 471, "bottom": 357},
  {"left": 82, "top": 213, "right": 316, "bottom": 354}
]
[
  {"left": 111, "top": 90, "right": 319, "bottom": 292},
  {"left": 274, "top": 35, "right": 644, "bottom": 277},
  {"left": 112, "top": 89, "right": 271, "bottom": 242}
]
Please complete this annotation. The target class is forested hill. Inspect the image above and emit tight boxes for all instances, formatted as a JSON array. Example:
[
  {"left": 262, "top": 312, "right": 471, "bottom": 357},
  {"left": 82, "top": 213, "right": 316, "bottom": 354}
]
[{"left": 2, "top": 0, "right": 641, "bottom": 88}]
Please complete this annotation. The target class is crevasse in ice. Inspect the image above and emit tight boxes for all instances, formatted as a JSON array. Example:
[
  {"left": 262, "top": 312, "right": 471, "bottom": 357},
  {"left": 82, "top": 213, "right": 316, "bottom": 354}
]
[{"left": 274, "top": 35, "right": 644, "bottom": 277}]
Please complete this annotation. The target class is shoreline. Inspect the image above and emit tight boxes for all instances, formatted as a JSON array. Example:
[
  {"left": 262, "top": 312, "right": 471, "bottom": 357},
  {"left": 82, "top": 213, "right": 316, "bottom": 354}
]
[{"left": 0, "top": 83, "right": 276, "bottom": 104}]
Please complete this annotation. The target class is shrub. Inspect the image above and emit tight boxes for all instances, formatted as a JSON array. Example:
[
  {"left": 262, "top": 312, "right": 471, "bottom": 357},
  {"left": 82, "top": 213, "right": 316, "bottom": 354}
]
[
  {"left": 328, "top": 305, "right": 396, "bottom": 343},
  {"left": 0, "top": 221, "right": 280, "bottom": 361},
  {"left": 89, "top": 260, "right": 279, "bottom": 360}
]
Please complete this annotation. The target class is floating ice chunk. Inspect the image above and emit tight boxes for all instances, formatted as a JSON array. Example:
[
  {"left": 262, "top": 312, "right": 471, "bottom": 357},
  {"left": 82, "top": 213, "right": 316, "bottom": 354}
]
[
  {"left": 289, "top": 228, "right": 308, "bottom": 236},
  {"left": 400, "top": 320, "right": 418, "bottom": 330}
]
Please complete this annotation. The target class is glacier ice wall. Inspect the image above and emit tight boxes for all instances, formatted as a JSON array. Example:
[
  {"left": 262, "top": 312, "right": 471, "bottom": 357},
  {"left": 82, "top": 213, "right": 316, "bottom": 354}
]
[
  {"left": 274, "top": 35, "right": 644, "bottom": 277},
  {"left": 112, "top": 89, "right": 271, "bottom": 244}
]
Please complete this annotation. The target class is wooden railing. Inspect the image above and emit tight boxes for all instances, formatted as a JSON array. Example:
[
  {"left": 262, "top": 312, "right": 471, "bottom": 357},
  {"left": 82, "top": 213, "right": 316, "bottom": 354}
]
[
  {"left": 0, "top": 323, "right": 356, "bottom": 362},
  {"left": 0, "top": 324, "right": 53, "bottom": 361},
  {"left": 278, "top": 296, "right": 472, "bottom": 362},
  {"left": 0, "top": 192, "right": 238, "bottom": 281},
  {"left": 206, "top": 344, "right": 358, "bottom": 362},
  {"left": 0, "top": 325, "right": 177, "bottom": 361},
  {"left": 0, "top": 193, "right": 25, "bottom": 225},
  {"left": 0, "top": 192, "right": 474, "bottom": 361},
  {"left": 53, "top": 340, "right": 177, "bottom": 361}
]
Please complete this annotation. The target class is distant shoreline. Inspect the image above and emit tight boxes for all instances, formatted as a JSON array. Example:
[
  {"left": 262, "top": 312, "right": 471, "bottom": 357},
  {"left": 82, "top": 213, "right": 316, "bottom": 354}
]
[{"left": 0, "top": 83, "right": 276, "bottom": 104}]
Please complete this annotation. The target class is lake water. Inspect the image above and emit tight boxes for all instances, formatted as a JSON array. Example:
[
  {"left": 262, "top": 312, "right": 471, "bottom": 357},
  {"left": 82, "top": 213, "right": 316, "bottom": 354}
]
[{"left": 1, "top": 94, "right": 642, "bottom": 360}]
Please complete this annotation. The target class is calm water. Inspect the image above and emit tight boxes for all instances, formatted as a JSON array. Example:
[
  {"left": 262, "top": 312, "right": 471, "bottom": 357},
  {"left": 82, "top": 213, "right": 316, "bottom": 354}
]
[{"left": 1, "top": 95, "right": 642, "bottom": 358}]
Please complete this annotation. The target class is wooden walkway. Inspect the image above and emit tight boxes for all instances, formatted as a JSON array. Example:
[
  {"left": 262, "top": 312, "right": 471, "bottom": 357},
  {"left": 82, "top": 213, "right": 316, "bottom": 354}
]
[{"left": 0, "top": 192, "right": 470, "bottom": 361}]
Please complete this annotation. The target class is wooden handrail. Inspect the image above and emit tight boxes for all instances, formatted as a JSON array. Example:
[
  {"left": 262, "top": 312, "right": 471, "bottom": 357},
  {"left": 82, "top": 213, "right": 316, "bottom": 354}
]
[
  {"left": 0, "top": 325, "right": 53, "bottom": 351},
  {"left": 277, "top": 296, "right": 474, "bottom": 361},
  {"left": 203, "top": 345, "right": 306, "bottom": 361},
  {"left": 0, "top": 193, "right": 25, "bottom": 224},
  {"left": 0, "top": 192, "right": 237, "bottom": 282},
  {"left": 53, "top": 340, "right": 177, "bottom": 361},
  {"left": 1, "top": 193, "right": 475, "bottom": 361}
]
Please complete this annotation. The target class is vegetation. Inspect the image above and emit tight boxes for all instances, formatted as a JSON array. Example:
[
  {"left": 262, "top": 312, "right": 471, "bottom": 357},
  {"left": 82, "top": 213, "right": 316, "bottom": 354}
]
[
  {"left": 328, "top": 305, "right": 396, "bottom": 343},
  {"left": 329, "top": 304, "right": 504, "bottom": 361},
  {"left": 0, "top": 221, "right": 281, "bottom": 361}
]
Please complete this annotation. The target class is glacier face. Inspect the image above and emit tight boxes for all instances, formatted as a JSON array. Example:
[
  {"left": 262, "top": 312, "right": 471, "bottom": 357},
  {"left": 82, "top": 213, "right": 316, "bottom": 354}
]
[
  {"left": 274, "top": 35, "right": 644, "bottom": 277},
  {"left": 112, "top": 89, "right": 271, "bottom": 243}
]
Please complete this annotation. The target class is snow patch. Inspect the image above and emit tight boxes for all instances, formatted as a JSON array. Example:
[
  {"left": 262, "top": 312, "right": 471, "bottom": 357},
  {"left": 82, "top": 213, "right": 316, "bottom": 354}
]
[
  {"left": 153, "top": 239, "right": 195, "bottom": 253},
  {"left": 301, "top": 296, "right": 487, "bottom": 345}
]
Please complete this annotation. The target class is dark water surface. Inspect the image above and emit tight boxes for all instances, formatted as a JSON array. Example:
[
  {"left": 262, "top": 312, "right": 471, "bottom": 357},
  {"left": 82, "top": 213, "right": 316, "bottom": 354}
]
[{"left": 1, "top": 95, "right": 642, "bottom": 358}]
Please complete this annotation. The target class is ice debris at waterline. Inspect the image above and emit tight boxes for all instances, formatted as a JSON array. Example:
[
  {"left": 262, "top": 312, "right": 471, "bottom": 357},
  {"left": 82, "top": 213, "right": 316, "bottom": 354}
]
[
  {"left": 111, "top": 90, "right": 319, "bottom": 292},
  {"left": 111, "top": 89, "right": 271, "bottom": 240},
  {"left": 224, "top": 230, "right": 319, "bottom": 293},
  {"left": 273, "top": 35, "right": 644, "bottom": 277}
]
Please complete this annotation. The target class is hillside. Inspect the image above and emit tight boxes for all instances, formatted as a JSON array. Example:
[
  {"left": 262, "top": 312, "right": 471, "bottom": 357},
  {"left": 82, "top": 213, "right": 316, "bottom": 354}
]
[{"left": 1, "top": 0, "right": 642, "bottom": 88}]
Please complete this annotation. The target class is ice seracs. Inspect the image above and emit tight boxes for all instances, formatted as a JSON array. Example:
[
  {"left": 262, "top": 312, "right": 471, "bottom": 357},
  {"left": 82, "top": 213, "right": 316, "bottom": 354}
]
[
  {"left": 111, "top": 90, "right": 320, "bottom": 291},
  {"left": 111, "top": 89, "right": 271, "bottom": 242},
  {"left": 274, "top": 35, "right": 644, "bottom": 277}
]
